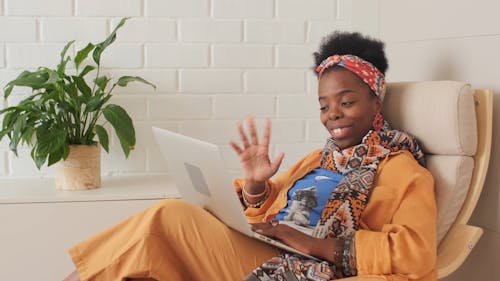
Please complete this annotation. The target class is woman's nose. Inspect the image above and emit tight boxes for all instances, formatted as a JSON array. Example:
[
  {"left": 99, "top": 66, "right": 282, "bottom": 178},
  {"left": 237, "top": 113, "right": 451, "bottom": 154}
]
[{"left": 328, "top": 104, "right": 342, "bottom": 120}]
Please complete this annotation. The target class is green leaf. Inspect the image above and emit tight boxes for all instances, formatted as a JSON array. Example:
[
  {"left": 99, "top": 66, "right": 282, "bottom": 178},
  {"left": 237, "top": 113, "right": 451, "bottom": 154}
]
[
  {"left": 72, "top": 75, "right": 91, "bottom": 99},
  {"left": 93, "top": 17, "right": 129, "bottom": 65},
  {"left": 57, "top": 40, "right": 74, "bottom": 76},
  {"left": 9, "top": 114, "right": 28, "bottom": 155},
  {"left": 62, "top": 145, "right": 70, "bottom": 160},
  {"left": 35, "top": 125, "right": 67, "bottom": 158},
  {"left": 94, "top": 124, "right": 109, "bottom": 153},
  {"left": 47, "top": 146, "right": 64, "bottom": 166},
  {"left": 84, "top": 96, "right": 103, "bottom": 113},
  {"left": 4, "top": 70, "right": 49, "bottom": 98},
  {"left": 1, "top": 108, "right": 17, "bottom": 127},
  {"left": 95, "top": 76, "right": 111, "bottom": 92},
  {"left": 21, "top": 125, "right": 35, "bottom": 145},
  {"left": 102, "top": 104, "right": 135, "bottom": 157},
  {"left": 63, "top": 82, "right": 78, "bottom": 100},
  {"left": 116, "top": 76, "right": 156, "bottom": 90},
  {"left": 79, "top": 65, "right": 96, "bottom": 77},
  {"left": 74, "top": 42, "right": 95, "bottom": 70},
  {"left": 57, "top": 56, "right": 71, "bottom": 77},
  {"left": 60, "top": 40, "right": 74, "bottom": 62},
  {"left": 32, "top": 146, "right": 48, "bottom": 170},
  {"left": 46, "top": 70, "right": 62, "bottom": 85}
]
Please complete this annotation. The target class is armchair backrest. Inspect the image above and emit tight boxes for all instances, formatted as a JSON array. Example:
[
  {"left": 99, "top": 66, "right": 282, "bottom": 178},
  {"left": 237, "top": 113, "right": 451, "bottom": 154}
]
[{"left": 382, "top": 81, "right": 492, "bottom": 278}]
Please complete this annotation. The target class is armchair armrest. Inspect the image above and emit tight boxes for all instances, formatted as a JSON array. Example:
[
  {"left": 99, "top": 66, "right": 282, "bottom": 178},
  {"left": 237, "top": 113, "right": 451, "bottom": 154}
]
[{"left": 436, "top": 223, "right": 483, "bottom": 278}]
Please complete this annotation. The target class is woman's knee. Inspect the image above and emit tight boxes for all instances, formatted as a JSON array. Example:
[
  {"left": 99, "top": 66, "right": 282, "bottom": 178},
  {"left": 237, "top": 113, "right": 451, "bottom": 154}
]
[
  {"left": 146, "top": 199, "right": 208, "bottom": 231},
  {"left": 150, "top": 198, "right": 200, "bottom": 217}
]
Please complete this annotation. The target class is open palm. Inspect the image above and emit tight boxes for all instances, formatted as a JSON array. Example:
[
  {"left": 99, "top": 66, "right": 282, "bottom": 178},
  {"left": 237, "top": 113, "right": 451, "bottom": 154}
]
[{"left": 230, "top": 117, "right": 284, "bottom": 186}]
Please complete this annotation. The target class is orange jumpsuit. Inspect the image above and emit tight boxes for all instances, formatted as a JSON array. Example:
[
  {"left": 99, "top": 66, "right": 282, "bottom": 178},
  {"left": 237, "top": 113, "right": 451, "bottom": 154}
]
[{"left": 70, "top": 150, "right": 436, "bottom": 281}]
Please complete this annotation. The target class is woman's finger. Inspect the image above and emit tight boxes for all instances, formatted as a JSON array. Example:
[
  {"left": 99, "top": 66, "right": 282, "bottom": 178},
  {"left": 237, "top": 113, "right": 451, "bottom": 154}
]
[
  {"left": 229, "top": 141, "right": 243, "bottom": 155},
  {"left": 247, "top": 116, "right": 259, "bottom": 146},
  {"left": 250, "top": 222, "right": 272, "bottom": 232},
  {"left": 236, "top": 121, "right": 250, "bottom": 148},
  {"left": 261, "top": 118, "right": 271, "bottom": 148},
  {"left": 270, "top": 152, "right": 285, "bottom": 173}
]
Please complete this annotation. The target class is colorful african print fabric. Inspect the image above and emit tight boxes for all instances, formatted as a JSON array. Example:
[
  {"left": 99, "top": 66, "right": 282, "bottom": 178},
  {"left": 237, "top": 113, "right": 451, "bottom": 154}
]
[
  {"left": 244, "top": 121, "right": 425, "bottom": 281},
  {"left": 315, "top": 54, "right": 386, "bottom": 101}
]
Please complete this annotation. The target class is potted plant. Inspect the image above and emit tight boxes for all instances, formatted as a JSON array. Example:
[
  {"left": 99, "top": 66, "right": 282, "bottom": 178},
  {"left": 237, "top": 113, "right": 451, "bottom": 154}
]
[{"left": 0, "top": 17, "right": 155, "bottom": 190}]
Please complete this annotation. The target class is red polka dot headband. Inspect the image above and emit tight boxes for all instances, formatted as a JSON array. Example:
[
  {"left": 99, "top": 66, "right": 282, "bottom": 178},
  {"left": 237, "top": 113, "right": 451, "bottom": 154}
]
[{"left": 316, "top": 54, "right": 386, "bottom": 100}]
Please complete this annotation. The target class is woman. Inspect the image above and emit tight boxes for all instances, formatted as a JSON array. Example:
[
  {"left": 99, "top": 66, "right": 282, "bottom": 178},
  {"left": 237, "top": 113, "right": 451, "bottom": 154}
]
[{"left": 64, "top": 31, "right": 437, "bottom": 281}]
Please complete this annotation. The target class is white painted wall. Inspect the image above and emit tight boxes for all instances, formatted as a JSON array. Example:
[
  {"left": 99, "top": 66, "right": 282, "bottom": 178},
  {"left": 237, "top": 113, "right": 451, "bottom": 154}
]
[
  {"left": 375, "top": 0, "right": 500, "bottom": 280},
  {"left": 0, "top": 0, "right": 359, "bottom": 178}
]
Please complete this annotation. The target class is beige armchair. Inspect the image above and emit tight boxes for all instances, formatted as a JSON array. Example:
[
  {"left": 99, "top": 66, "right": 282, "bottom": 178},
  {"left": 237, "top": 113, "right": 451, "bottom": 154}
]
[{"left": 340, "top": 81, "right": 492, "bottom": 280}]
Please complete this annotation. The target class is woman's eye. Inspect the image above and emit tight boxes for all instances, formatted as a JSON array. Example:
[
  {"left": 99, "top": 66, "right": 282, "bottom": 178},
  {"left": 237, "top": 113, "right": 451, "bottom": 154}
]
[
  {"left": 341, "top": 101, "right": 353, "bottom": 107},
  {"left": 319, "top": 106, "right": 328, "bottom": 112}
]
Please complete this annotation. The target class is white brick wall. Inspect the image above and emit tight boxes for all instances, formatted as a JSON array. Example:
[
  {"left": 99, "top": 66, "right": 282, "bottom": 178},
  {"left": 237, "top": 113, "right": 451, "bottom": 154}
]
[
  {"left": 278, "top": 95, "right": 319, "bottom": 118},
  {"left": 113, "top": 18, "right": 177, "bottom": 43},
  {"left": 6, "top": 43, "right": 67, "bottom": 69},
  {"left": 76, "top": 0, "right": 142, "bottom": 17},
  {"left": 109, "top": 69, "right": 177, "bottom": 94},
  {"left": 308, "top": 21, "right": 351, "bottom": 44},
  {"left": 147, "top": 44, "right": 209, "bottom": 67},
  {"left": 213, "top": 45, "right": 273, "bottom": 68},
  {"left": 213, "top": 0, "right": 274, "bottom": 19},
  {"left": 147, "top": 0, "right": 209, "bottom": 17},
  {"left": 0, "top": 0, "right": 354, "bottom": 177},
  {"left": 148, "top": 95, "right": 212, "bottom": 120},
  {"left": 213, "top": 95, "right": 275, "bottom": 119},
  {"left": 180, "top": 69, "right": 242, "bottom": 93},
  {"left": 245, "top": 70, "right": 306, "bottom": 93},
  {"left": 6, "top": 0, "right": 72, "bottom": 16},
  {"left": 0, "top": 150, "right": 6, "bottom": 176},
  {"left": 277, "top": 0, "right": 337, "bottom": 20},
  {"left": 41, "top": 18, "right": 107, "bottom": 43},
  {"left": 245, "top": 20, "right": 306, "bottom": 43},
  {"left": 100, "top": 43, "right": 143, "bottom": 68},
  {"left": 277, "top": 45, "right": 317, "bottom": 68},
  {"left": 180, "top": 19, "right": 241, "bottom": 43},
  {"left": 0, "top": 45, "right": 4, "bottom": 67},
  {"left": 111, "top": 96, "right": 148, "bottom": 121},
  {"left": 0, "top": 18, "right": 37, "bottom": 42}
]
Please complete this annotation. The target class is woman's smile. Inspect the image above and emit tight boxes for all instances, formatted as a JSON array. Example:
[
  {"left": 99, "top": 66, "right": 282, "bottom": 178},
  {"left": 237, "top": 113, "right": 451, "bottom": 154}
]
[{"left": 330, "top": 126, "right": 351, "bottom": 139}]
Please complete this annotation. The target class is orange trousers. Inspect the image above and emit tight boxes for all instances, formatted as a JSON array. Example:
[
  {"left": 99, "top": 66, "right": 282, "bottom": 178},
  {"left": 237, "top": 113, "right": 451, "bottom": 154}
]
[{"left": 69, "top": 199, "right": 278, "bottom": 281}]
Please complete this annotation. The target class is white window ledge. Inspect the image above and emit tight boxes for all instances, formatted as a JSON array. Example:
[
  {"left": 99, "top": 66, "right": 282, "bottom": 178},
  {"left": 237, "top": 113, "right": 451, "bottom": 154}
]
[{"left": 0, "top": 175, "right": 181, "bottom": 204}]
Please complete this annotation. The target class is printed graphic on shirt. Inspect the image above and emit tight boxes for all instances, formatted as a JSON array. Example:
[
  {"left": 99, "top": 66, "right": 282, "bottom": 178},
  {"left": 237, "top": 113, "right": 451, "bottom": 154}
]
[
  {"left": 284, "top": 186, "right": 318, "bottom": 226},
  {"left": 276, "top": 168, "right": 343, "bottom": 234}
]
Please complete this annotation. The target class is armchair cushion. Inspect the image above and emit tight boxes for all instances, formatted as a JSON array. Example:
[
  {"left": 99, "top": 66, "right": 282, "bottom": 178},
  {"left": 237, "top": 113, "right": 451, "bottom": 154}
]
[
  {"left": 384, "top": 81, "right": 477, "bottom": 244},
  {"left": 384, "top": 81, "right": 477, "bottom": 156},
  {"left": 426, "top": 155, "right": 474, "bottom": 243}
]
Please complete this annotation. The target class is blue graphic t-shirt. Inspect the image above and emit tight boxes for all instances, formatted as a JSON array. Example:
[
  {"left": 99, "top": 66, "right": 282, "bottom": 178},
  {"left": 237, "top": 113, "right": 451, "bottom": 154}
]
[{"left": 275, "top": 168, "right": 344, "bottom": 235}]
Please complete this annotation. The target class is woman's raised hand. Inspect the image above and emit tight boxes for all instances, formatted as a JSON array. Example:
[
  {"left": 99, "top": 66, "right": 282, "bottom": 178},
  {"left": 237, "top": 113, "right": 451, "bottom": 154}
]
[{"left": 230, "top": 116, "right": 285, "bottom": 191}]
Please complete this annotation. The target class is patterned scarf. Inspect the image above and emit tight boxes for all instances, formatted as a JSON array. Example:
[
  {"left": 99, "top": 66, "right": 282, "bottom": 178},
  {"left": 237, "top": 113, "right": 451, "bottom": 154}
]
[{"left": 245, "top": 122, "right": 425, "bottom": 281}]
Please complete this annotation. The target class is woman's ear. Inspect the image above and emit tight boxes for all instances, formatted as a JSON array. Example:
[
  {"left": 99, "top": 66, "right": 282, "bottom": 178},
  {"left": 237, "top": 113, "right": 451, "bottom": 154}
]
[{"left": 374, "top": 97, "right": 383, "bottom": 113}]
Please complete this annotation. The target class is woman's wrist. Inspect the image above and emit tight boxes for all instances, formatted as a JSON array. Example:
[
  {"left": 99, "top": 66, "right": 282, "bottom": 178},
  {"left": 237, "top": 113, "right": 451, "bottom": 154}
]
[
  {"left": 242, "top": 182, "right": 267, "bottom": 198},
  {"left": 243, "top": 180, "right": 266, "bottom": 195},
  {"left": 242, "top": 181, "right": 269, "bottom": 208},
  {"left": 341, "top": 235, "right": 357, "bottom": 277},
  {"left": 308, "top": 238, "right": 344, "bottom": 265}
]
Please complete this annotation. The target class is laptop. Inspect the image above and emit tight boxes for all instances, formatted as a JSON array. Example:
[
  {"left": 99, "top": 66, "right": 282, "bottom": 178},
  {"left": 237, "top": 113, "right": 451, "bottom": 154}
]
[{"left": 152, "top": 127, "right": 319, "bottom": 261}]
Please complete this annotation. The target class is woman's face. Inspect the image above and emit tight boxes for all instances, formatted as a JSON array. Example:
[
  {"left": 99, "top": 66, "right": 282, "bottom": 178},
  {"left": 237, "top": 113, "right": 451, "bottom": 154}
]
[{"left": 318, "top": 68, "right": 382, "bottom": 149}]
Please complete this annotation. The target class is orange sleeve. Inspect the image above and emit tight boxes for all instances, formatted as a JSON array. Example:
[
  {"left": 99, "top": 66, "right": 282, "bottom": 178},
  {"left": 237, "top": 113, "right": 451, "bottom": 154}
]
[{"left": 355, "top": 153, "right": 437, "bottom": 279}]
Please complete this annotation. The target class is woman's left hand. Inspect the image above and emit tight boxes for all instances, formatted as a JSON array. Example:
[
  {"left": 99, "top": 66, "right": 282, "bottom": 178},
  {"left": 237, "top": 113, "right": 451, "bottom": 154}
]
[
  {"left": 251, "top": 221, "right": 314, "bottom": 255},
  {"left": 251, "top": 221, "right": 344, "bottom": 264}
]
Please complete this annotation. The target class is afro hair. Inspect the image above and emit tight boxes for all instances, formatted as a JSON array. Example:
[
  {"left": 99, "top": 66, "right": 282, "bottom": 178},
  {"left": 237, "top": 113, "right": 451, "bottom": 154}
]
[{"left": 313, "top": 31, "right": 388, "bottom": 76}]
